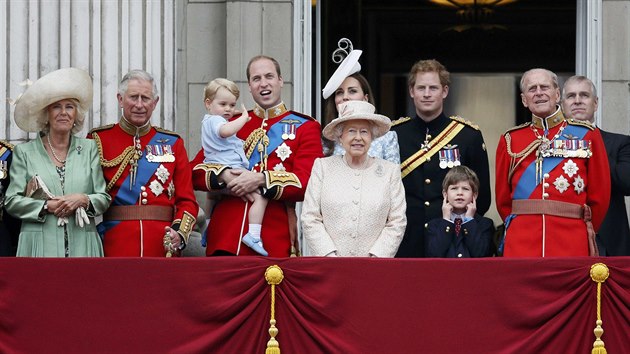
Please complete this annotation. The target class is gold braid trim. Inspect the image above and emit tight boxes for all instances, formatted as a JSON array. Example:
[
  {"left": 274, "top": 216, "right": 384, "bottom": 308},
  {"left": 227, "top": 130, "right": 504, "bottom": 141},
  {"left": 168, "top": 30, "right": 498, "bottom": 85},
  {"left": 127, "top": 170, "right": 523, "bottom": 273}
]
[
  {"left": 265, "top": 171, "right": 302, "bottom": 189},
  {"left": 92, "top": 132, "right": 135, "bottom": 192},
  {"left": 504, "top": 132, "right": 541, "bottom": 184},
  {"left": 175, "top": 211, "right": 196, "bottom": 243},
  {"left": 192, "top": 163, "right": 230, "bottom": 191},
  {"left": 244, "top": 128, "right": 266, "bottom": 159},
  {"left": 391, "top": 116, "right": 411, "bottom": 127},
  {"left": 449, "top": 115, "right": 480, "bottom": 130},
  {"left": 0, "top": 140, "right": 15, "bottom": 150}
]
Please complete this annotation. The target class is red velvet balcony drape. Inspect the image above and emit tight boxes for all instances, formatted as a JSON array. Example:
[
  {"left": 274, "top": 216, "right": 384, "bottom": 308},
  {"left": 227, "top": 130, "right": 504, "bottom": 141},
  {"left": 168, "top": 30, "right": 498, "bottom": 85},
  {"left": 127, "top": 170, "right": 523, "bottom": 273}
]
[{"left": 1, "top": 257, "right": 629, "bottom": 353}]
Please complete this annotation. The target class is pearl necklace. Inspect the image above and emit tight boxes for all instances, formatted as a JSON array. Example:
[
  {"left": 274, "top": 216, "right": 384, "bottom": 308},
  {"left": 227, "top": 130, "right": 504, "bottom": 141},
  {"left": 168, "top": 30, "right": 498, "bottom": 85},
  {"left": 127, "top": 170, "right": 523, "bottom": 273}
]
[
  {"left": 343, "top": 155, "right": 370, "bottom": 170},
  {"left": 47, "top": 134, "right": 67, "bottom": 164}
]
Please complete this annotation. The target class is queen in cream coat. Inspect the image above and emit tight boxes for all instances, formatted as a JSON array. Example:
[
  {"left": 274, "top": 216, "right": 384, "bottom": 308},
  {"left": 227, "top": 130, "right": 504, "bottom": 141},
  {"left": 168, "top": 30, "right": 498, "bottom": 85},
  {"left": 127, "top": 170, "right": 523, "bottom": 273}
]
[{"left": 301, "top": 101, "right": 406, "bottom": 257}]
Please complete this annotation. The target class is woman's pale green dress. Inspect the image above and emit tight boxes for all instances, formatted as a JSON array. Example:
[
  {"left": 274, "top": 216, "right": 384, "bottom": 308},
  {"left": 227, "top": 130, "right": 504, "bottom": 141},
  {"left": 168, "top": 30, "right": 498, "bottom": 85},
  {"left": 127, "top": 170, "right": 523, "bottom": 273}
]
[{"left": 5, "top": 134, "right": 111, "bottom": 257}]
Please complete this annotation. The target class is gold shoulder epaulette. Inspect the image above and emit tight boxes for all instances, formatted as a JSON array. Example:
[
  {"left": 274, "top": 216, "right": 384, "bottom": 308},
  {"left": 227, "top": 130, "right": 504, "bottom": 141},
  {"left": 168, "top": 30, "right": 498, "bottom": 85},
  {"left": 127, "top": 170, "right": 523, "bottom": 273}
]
[
  {"left": 450, "top": 115, "right": 479, "bottom": 130},
  {"left": 392, "top": 116, "right": 411, "bottom": 127},
  {"left": 504, "top": 122, "right": 531, "bottom": 135},
  {"left": 155, "top": 127, "right": 182, "bottom": 138},
  {"left": 0, "top": 140, "right": 15, "bottom": 150},
  {"left": 89, "top": 124, "right": 115, "bottom": 135},
  {"left": 567, "top": 119, "right": 595, "bottom": 131}
]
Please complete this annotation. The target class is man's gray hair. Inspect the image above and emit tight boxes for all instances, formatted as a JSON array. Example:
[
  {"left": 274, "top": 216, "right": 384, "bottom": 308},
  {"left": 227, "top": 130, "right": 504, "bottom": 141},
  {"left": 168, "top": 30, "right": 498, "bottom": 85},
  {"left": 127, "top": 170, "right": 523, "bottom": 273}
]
[
  {"left": 562, "top": 75, "right": 598, "bottom": 98},
  {"left": 519, "top": 68, "right": 559, "bottom": 93},
  {"left": 118, "top": 69, "right": 159, "bottom": 99}
]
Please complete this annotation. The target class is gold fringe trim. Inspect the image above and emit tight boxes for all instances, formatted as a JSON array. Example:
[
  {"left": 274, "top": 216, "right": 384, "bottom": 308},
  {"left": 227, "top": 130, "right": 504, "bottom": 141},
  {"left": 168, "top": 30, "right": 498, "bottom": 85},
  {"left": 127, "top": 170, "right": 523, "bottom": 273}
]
[
  {"left": 265, "top": 265, "right": 284, "bottom": 354},
  {"left": 590, "top": 263, "right": 609, "bottom": 354}
]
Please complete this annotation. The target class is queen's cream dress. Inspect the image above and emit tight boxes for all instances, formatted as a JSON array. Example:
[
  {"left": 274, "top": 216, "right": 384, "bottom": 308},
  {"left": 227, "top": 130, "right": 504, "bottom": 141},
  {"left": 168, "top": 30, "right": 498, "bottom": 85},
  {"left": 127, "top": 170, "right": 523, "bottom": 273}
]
[{"left": 301, "top": 155, "right": 406, "bottom": 257}]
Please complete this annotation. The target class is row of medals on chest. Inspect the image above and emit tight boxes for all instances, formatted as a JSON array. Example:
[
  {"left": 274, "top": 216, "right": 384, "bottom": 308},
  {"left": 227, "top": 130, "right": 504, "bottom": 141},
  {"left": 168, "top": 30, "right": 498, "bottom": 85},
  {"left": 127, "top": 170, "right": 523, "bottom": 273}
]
[
  {"left": 533, "top": 123, "right": 592, "bottom": 159},
  {"left": 130, "top": 136, "right": 175, "bottom": 167},
  {"left": 421, "top": 130, "right": 461, "bottom": 169}
]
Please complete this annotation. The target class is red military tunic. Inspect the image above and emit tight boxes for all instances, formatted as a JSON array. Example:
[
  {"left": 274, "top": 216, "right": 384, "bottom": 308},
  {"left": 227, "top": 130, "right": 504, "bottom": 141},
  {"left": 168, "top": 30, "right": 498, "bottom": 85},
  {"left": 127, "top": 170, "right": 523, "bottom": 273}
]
[
  {"left": 191, "top": 102, "right": 323, "bottom": 257},
  {"left": 496, "top": 107, "right": 610, "bottom": 257},
  {"left": 90, "top": 118, "right": 198, "bottom": 257}
]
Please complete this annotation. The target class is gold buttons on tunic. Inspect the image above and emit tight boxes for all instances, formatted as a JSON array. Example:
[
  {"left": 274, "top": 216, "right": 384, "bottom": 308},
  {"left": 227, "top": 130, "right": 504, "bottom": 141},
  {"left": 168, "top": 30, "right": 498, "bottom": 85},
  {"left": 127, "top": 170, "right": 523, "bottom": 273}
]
[
  {"left": 424, "top": 201, "right": 430, "bottom": 207},
  {"left": 425, "top": 179, "right": 431, "bottom": 184}
]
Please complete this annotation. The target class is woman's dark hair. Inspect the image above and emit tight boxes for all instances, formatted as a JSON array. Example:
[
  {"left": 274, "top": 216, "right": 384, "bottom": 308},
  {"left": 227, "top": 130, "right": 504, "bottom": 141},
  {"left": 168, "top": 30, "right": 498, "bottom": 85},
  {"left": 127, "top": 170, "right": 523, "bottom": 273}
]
[{"left": 322, "top": 73, "right": 375, "bottom": 155}]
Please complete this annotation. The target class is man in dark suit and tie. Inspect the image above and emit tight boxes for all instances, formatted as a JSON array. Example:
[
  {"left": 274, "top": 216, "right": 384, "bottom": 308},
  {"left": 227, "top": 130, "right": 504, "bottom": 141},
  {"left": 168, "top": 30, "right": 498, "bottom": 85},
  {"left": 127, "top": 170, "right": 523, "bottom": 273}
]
[{"left": 562, "top": 75, "right": 630, "bottom": 256}]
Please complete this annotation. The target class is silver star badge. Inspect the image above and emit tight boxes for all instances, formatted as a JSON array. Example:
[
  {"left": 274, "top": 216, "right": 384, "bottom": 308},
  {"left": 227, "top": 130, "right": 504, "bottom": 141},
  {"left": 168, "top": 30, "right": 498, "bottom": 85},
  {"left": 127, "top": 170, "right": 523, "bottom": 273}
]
[
  {"left": 155, "top": 164, "right": 170, "bottom": 184},
  {"left": 275, "top": 142, "right": 292, "bottom": 161},
  {"left": 149, "top": 180, "right": 164, "bottom": 196}
]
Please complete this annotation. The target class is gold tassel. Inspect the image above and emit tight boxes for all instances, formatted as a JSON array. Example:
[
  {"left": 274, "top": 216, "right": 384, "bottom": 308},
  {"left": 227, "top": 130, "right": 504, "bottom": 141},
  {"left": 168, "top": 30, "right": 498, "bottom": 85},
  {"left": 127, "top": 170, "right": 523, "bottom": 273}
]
[
  {"left": 265, "top": 265, "right": 284, "bottom": 354},
  {"left": 590, "top": 263, "right": 609, "bottom": 354}
]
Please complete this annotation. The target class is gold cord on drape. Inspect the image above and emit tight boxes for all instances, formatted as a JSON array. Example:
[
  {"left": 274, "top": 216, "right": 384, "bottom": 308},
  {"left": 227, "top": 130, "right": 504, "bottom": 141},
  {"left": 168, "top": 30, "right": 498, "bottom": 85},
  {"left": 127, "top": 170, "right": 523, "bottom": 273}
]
[
  {"left": 265, "top": 265, "right": 284, "bottom": 354},
  {"left": 590, "top": 263, "right": 609, "bottom": 354}
]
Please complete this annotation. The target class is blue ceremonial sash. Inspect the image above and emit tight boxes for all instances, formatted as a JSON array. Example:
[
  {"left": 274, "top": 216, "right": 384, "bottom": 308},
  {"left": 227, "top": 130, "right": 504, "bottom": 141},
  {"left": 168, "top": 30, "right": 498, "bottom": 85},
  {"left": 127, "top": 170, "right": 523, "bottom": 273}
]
[
  {"left": 248, "top": 114, "right": 308, "bottom": 168},
  {"left": 99, "top": 132, "right": 176, "bottom": 237},
  {"left": 513, "top": 124, "right": 589, "bottom": 200},
  {"left": 113, "top": 132, "right": 176, "bottom": 206}
]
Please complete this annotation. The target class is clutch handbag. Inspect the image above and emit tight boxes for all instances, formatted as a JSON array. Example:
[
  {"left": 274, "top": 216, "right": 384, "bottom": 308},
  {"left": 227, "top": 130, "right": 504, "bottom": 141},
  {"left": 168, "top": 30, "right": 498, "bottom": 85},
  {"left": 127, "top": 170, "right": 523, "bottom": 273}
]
[{"left": 25, "top": 175, "right": 55, "bottom": 200}]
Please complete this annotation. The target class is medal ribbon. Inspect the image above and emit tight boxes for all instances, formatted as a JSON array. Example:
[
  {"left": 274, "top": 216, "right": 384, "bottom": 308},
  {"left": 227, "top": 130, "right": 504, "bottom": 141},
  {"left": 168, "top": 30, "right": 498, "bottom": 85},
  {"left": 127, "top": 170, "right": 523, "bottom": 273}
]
[
  {"left": 513, "top": 124, "right": 589, "bottom": 200},
  {"left": 247, "top": 114, "right": 308, "bottom": 169},
  {"left": 114, "top": 132, "right": 176, "bottom": 206},
  {"left": 401, "top": 121, "right": 463, "bottom": 178}
]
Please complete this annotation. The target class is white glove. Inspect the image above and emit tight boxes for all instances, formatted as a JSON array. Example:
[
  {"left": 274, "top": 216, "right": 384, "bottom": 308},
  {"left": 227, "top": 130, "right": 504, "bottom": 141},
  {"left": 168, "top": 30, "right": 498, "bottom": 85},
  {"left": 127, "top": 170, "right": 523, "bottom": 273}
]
[
  {"left": 57, "top": 216, "right": 69, "bottom": 227},
  {"left": 75, "top": 207, "right": 90, "bottom": 228}
]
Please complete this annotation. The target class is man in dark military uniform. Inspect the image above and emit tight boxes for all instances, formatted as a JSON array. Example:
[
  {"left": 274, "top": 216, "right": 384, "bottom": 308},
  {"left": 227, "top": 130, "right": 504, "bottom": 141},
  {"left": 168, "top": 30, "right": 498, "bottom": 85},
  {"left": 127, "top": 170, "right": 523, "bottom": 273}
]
[
  {"left": 393, "top": 59, "right": 491, "bottom": 257},
  {"left": 0, "top": 140, "right": 21, "bottom": 256},
  {"left": 562, "top": 75, "right": 629, "bottom": 256}
]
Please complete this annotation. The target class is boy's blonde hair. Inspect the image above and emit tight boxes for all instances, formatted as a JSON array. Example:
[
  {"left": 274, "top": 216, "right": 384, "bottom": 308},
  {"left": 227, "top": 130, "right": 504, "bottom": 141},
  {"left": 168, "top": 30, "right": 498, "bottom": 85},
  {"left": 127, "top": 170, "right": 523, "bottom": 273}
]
[
  {"left": 442, "top": 166, "right": 479, "bottom": 195},
  {"left": 204, "top": 78, "right": 239, "bottom": 101}
]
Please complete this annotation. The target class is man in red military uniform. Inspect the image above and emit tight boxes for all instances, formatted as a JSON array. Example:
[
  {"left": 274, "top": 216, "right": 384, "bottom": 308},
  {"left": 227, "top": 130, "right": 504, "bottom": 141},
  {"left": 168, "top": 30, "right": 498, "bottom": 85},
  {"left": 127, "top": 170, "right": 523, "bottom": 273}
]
[
  {"left": 190, "top": 55, "right": 323, "bottom": 256},
  {"left": 496, "top": 68, "right": 610, "bottom": 257},
  {"left": 90, "top": 70, "right": 198, "bottom": 257}
]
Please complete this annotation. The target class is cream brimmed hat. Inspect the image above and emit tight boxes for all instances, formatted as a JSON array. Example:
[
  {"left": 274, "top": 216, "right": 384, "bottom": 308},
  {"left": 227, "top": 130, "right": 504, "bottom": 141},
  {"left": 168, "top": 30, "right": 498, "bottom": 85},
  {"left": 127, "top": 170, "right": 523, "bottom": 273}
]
[
  {"left": 14, "top": 67, "right": 93, "bottom": 132},
  {"left": 322, "top": 49, "right": 362, "bottom": 100},
  {"left": 322, "top": 100, "right": 391, "bottom": 141}
]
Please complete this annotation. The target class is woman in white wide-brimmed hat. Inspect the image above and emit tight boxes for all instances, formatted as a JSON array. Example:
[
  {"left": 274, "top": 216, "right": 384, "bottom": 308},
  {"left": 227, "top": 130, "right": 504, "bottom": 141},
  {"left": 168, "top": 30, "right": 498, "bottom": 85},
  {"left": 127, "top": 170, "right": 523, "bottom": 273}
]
[
  {"left": 321, "top": 40, "right": 400, "bottom": 164},
  {"left": 301, "top": 100, "right": 407, "bottom": 257},
  {"left": 5, "top": 67, "right": 111, "bottom": 257}
]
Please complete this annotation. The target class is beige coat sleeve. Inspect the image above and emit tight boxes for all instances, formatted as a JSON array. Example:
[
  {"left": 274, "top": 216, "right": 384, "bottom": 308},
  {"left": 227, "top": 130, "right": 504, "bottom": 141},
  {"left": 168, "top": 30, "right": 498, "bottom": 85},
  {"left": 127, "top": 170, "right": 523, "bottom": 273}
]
[
  {"left": 368, "top": 165, "right": 407, "bottom": 257},
  {"left": 300, "top": 158, "right": 337, "bottom": 256}
]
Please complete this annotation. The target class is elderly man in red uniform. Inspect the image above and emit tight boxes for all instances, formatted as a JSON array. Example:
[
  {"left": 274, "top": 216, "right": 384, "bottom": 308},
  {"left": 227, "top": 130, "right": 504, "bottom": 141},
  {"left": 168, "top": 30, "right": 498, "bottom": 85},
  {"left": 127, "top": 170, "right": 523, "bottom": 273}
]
[
  {"left": 90, "top": 70, "right": 198, "bottom": 257},
  {"left": 190, "top": 55, "right": 323, "bottom": 256},
  {"left": 495, "top": 68, "right": 610, "bottom": 257}
]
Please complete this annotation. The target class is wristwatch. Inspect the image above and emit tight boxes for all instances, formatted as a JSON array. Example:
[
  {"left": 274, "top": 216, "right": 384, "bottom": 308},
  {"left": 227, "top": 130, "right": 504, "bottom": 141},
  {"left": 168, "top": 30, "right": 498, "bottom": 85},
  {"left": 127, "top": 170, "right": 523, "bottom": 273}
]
[{"left": 43, "top": 200, "right": 49, "bottom": 211}]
